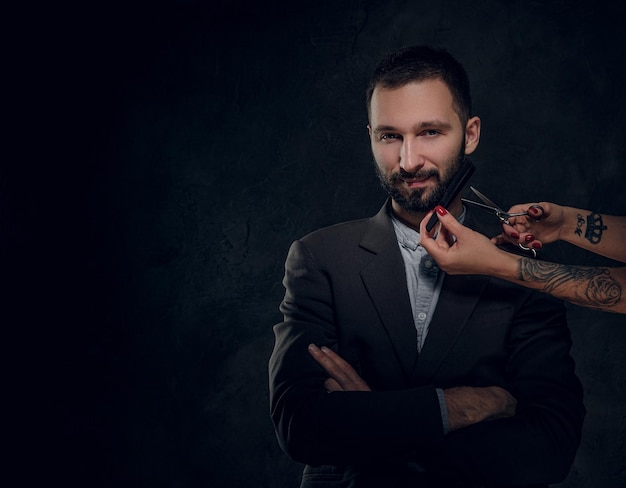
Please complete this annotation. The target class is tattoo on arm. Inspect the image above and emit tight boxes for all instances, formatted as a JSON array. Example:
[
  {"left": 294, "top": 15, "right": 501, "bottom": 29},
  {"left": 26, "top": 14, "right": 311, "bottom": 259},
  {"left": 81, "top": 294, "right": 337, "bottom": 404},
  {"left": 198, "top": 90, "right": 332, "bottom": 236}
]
[
  {"left": 584, "top": 212, "right": 607, "bottom": 244},
  {"left": 517, "top": 258, "right": 622, "bottom": 309},
  {"left": 575, "top": 214, "right": 585, "bottom": 237}
]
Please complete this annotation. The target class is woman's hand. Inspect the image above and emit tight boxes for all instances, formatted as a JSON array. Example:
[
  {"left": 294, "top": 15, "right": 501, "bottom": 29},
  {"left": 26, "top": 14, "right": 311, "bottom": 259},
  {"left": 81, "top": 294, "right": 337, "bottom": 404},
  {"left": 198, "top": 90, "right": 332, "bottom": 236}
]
[
  {"left": 494, "top": 202, "right": 566, "bottom": 251},
  {"left": 419, "top": 206, "right": 517, "bottom": 277}
]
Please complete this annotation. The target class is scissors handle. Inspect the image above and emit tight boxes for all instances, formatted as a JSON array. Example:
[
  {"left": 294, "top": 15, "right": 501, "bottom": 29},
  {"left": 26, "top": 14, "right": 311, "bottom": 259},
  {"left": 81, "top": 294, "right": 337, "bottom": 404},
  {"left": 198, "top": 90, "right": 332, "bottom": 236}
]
[{"left": 506, "top": 205, "right": 544, "bottom": 221}]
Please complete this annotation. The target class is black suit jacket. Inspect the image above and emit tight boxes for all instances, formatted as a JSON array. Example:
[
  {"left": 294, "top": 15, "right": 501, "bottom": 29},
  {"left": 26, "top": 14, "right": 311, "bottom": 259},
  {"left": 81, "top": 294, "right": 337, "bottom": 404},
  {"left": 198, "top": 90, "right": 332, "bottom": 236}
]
[{"left": 269, "top": 200, "right": 585, "bottom": 488}]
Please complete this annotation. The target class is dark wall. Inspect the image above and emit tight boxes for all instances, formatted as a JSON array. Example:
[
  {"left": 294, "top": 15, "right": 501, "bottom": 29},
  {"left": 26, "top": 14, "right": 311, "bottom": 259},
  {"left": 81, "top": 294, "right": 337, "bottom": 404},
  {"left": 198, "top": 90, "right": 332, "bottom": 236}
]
[{"left": 14, "top": 1, "right": 626, "bottom": 487}]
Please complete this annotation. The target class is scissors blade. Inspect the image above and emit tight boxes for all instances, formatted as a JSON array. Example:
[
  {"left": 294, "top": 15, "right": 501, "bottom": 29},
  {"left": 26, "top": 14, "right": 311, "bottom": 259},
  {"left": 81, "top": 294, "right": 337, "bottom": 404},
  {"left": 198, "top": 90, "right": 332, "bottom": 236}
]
[
  {"left": 460, "top": 198, "right": 499, "bottom": 213},
  {"left": 468, "top": 186, "right": 503, "bottom": 211}
]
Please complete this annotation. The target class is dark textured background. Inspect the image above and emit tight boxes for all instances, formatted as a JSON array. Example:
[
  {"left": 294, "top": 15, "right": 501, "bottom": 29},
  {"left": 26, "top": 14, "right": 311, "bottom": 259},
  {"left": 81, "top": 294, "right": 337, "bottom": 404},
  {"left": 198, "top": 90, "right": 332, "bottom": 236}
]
[{"left": 11, "top": 1, "right": 626, "bottom": 487}]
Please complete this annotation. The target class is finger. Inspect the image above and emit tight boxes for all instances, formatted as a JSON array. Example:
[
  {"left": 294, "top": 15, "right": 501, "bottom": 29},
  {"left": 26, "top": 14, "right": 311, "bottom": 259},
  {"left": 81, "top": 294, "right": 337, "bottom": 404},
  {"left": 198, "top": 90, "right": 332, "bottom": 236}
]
[
  {"left": 524, "top": 238, "right": 543, "bottom": 251},
  {"left": 308, "top": 343, "right": 326, "bottom": 361},
  {"left": 501, "top": 222, "right": 520, "bottom": 238},
  {"left": 436, "top": 220, "right": 460, "bottom": 248},
  {"left": 521, "top": 233, "right": 538, "bottom": 247},
  {"left": 320, "top": 346, "right": 371, "bottom": 391},
  {"left": 309, "top": 344, "right": 363, "bottom": 390},
  {"left": 308, "top": 344, "right": 345, "bottom": 378},
  {"left": 435, "top": 223, "right": 453, "bottom": 247},
  {"left": 321, "top": 347, "right": 370, "bottom": 391},
  {"left": 320, "top": 346, "right": 357, "bottom": 375},
  {"left": 433, "top": 206, "right": 467, "bottom": 235},
  {"left": 489, "top": 386, "right": 517, "bottom": 417},
  {"left": 536, "top": 201, "right": 553, "bottom": 220},
  {"left": 528, "top": 205, "right": 544, "bottom": 220},
  {"left": 421, "top": 207, "right": 466, "bottom": 254},
  {"left": 324, "top": 378, "right": 343, "bottom": 392},
  {"left": 498, "top": 225, "right": 522, "bottom": 245},
  {"left": 420, "top": 207, "right": 464, "bottom": 238}
]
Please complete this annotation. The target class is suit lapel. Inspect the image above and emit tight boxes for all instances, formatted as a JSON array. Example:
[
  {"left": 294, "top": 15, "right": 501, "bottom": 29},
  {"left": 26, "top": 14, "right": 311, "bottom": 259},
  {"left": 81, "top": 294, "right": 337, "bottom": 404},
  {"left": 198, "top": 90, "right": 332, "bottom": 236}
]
[
  {"left": 358, "top": 203, "right": 492, "bottom": 383},
  {"left": 359, "top": 201, "right": 418, "bottom": 379},
  {"left": 412, "top": 273, "right": 488, "bottom": 381}
]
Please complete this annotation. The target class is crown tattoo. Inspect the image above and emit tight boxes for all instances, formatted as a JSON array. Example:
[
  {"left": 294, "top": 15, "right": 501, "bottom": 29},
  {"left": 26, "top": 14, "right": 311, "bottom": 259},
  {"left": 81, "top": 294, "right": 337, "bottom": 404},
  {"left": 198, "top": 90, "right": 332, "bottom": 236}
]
[{"left": 584, "top": 212, "right": 607, "bottom": 244}]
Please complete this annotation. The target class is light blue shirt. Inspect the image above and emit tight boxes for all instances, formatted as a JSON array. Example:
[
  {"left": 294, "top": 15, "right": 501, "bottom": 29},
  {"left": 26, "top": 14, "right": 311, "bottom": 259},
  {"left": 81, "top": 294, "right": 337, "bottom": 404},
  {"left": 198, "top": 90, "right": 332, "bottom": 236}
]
[
  {"left": 391, "top": 216, "right": 445, "bottom": 353},
  {"left": 391, "top": 208, "right": 466, "bottom": 434}
]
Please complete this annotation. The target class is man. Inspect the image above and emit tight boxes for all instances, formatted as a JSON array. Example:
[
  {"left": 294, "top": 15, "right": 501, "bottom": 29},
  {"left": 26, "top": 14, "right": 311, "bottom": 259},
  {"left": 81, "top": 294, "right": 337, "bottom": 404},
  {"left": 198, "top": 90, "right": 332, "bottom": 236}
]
[{"left": 268, "top": 46, "right": 585, "bottom": 487}]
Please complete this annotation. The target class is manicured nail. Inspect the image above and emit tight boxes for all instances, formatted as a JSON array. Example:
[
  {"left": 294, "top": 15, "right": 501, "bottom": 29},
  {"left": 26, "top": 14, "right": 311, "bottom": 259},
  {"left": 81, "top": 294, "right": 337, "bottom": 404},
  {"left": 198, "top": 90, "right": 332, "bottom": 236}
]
[
  {"left": 511, "top": 232, "right": 519, "bottom": 239},
  {"left": 321, "top": 346, "right": 330, "bottom": 353},
  {"left": 308, "top": 344, "right": 317, "bottom": 351},
  {"left": 435, "top": 205, "right": 447, "bottom": 216},
  {"left": 532, "top": 242, "right": 542, "bottom": 250},
  {"left": 525, "top": 235, "right": 535, "bottom": 242}
]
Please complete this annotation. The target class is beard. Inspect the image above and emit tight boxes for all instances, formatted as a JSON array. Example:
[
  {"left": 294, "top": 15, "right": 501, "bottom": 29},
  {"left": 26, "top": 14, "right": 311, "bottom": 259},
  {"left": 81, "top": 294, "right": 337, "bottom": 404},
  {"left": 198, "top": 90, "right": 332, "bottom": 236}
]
[{"left": 375, "top": 149, "right": 465, "bottom": 214}]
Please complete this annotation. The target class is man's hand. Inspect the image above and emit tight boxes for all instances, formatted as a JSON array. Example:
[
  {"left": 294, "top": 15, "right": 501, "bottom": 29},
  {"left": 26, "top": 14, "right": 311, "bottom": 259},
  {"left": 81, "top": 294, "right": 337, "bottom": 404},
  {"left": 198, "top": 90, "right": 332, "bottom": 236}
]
[
  {"left": 444, "top": 386, "right": 517, "bottom": 431},
  {"left": 308, "top": 344, "right": 371, "bottom": 392}
]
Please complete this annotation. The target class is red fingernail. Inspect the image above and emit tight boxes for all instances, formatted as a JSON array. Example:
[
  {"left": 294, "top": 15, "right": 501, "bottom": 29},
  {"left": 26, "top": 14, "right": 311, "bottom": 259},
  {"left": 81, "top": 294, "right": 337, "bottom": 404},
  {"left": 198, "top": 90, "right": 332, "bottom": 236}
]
[
  {"left": 511, "top": 232, "right": 519, "bottom": 239},
  {"left": 532, "top": 242, "right": 542, "bottom": 250},
  {"left": 436, "top": 205, "right": 447, "bottom": 216},
  {"left": 525, "top": 235, "right": 535, "bottom": 242}
]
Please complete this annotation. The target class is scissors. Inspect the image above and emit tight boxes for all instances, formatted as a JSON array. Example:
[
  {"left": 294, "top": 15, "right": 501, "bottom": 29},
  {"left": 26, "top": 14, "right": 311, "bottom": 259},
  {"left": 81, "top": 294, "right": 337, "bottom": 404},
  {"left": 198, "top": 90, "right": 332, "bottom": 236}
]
[
  {"left": 461, "top": 186, "right": 544, "bottom": 225},
  {"left": 461, "top": 186, "right": 544, "bottom": 257}
]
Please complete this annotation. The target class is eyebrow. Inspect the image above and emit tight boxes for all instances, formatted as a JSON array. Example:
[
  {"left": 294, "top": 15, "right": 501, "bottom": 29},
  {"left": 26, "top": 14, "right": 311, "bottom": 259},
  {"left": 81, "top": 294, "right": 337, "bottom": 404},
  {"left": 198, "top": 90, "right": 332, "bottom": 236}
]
[{"left": 372, "top": 120, "right": 453, "bottom": 135}]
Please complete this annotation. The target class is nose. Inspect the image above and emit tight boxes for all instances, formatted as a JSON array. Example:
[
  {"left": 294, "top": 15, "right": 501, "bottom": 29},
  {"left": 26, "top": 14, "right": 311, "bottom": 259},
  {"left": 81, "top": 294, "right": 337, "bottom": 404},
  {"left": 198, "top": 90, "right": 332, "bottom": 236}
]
[{"left": 399, "top": 137, "right": 424, "bottom": 173}]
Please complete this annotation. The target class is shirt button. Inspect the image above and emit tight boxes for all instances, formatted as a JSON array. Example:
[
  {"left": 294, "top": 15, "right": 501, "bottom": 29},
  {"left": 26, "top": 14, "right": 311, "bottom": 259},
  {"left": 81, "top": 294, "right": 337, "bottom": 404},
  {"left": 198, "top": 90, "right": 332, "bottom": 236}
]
[
  {"left": 418, "top": 312, "right": 427, "bottom": 321},
  {"left": 424, "top": 260, "right": 433, "bottom": 268}
]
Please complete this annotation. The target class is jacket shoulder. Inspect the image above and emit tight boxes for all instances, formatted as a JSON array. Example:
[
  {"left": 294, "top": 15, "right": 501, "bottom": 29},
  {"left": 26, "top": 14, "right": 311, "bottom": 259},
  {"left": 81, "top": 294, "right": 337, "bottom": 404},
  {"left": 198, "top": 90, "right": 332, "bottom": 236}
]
[{"left": 298, "top": 217, "right": 371, "bottom": 248}]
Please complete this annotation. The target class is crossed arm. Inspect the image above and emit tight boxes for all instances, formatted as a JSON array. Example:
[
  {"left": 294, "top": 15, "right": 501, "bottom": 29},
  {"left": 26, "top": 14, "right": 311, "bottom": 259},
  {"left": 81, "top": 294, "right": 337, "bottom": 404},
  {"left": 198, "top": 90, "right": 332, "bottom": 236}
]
[{"left": 307, "top": 344, "right": 516, "bottom": 432}]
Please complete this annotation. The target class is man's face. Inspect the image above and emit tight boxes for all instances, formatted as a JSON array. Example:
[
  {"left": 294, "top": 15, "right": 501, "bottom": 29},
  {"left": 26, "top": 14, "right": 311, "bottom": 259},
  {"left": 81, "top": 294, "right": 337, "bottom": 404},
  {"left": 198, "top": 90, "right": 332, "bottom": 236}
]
[{"left": 368, "top": 79, "right": 478, "bottom": 215}]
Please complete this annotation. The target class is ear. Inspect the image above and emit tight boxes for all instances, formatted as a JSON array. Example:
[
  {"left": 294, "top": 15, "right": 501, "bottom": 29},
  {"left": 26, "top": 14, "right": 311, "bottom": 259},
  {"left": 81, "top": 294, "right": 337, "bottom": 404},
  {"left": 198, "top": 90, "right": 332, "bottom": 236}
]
[
  {"left": 464, "top": 116, "right": 481, "bottom": 155},
  {"left": 367, "top": 124, "right": 373, "bottom": 140}
]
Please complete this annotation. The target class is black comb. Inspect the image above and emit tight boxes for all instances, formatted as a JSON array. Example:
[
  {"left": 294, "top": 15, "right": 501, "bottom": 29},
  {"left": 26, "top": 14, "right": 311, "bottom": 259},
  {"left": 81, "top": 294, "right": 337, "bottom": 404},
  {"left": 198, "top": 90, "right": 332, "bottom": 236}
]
[{"left": 425, "top": 158, "right": 475, "bottom": 232}]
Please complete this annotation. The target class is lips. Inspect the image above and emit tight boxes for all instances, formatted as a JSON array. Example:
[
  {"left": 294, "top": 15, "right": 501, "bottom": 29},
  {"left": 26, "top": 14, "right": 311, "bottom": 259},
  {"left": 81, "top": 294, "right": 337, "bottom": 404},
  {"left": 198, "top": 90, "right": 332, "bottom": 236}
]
[
  {"left": 400, "top": 175, "right": 432, "bottom": 188},
  {"left": 401, "top": 175, "right": 430, "bottom": 183},
  {"left": 393, "top": 168, "right": 439, "bottom": 184}
]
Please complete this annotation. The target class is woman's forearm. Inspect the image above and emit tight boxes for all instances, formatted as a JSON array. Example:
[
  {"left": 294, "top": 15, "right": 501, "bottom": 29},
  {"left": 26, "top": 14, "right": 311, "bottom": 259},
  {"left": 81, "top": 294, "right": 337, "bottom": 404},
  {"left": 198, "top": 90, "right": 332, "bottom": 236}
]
[
  {"left": 495, "top": 253, "right": 626, "bottom": 314},
  {"left": 557, "top": 207, "right": 626, "bottom": 263}
]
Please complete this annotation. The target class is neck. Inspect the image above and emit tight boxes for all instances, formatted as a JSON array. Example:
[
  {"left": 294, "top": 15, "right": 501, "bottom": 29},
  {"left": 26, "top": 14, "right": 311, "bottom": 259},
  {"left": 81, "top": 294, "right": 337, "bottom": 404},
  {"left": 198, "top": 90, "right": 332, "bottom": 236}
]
[{"left": 391, "top": 197, "right": 464, "bottom": 231}]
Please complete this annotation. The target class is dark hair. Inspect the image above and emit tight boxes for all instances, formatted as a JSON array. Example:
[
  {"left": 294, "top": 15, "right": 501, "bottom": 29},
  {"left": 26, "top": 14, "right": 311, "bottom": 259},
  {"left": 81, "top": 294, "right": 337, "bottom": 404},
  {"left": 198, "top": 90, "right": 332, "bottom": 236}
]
[{"left": 366, "top": 45, "right": 472, "bottom": 125}]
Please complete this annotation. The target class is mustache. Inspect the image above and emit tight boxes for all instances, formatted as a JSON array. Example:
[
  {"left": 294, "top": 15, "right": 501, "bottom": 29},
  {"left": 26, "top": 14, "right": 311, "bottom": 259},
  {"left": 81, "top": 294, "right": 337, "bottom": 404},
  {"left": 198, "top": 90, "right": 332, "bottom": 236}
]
[{"left": 389, "top": 168, "right": 440, "bottom": 183}]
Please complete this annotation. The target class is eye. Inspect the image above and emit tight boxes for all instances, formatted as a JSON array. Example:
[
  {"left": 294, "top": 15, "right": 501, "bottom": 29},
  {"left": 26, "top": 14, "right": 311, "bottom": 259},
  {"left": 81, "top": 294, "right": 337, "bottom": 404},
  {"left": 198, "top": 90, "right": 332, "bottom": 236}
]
[
  {"left": 421, "top": 129, "right": 440, "bottom": 137},
  {"left": 380, "top": 133, "right": 400, "bottom": 141}
]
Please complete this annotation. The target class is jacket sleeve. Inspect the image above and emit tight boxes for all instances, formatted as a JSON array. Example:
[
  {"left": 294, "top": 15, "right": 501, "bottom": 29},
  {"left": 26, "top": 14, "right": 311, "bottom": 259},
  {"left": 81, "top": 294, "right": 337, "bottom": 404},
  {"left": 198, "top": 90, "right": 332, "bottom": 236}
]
[
  {"left": 430, "top": 288, "right": 586, "bottom": 486},
  {"left": 268, "top": 239, "right": 444, "bottom": 466}
]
